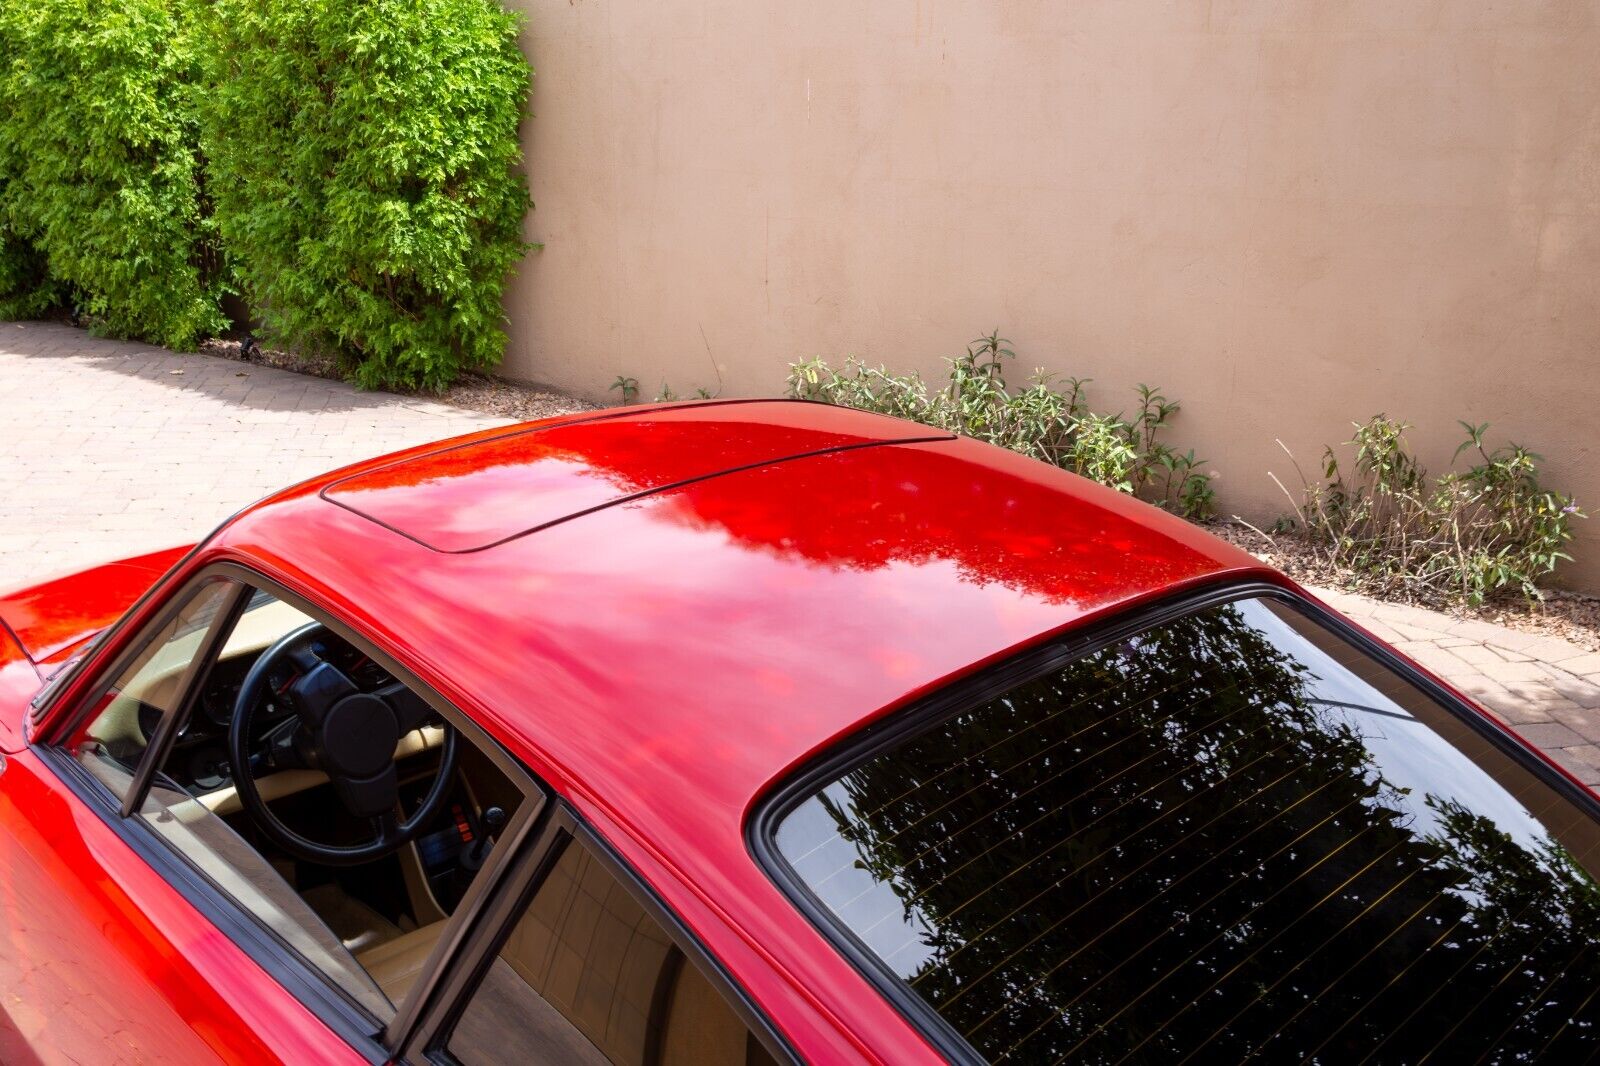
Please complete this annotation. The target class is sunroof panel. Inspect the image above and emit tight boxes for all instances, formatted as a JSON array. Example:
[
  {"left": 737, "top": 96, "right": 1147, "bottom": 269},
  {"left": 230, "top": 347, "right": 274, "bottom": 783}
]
[{"left": 324, "top": 401, "right": 949, "bottom": 552}]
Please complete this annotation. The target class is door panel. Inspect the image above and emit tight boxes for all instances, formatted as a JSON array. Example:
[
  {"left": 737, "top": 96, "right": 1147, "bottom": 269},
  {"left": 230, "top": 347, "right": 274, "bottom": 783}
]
[{"left": 0, "top": 747, "right": 367, "bottom": 1065}]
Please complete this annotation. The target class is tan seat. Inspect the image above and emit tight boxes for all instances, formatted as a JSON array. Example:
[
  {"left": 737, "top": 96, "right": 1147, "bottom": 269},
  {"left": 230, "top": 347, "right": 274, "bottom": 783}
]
[{"left": 358, "top": 920, "right": 450, "bottom": 1005}]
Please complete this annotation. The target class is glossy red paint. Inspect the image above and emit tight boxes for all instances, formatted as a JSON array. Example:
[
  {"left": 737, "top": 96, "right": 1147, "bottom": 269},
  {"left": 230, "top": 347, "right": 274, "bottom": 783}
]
[
  {"left": 0, "top": 564, "right": 368, "bottom": 1061},
  {"left": 0, "top": 626, "right": 37, "bottom": 752},
  {"left": 0, "top": 546, "right": 190, "bottom": 663},
  {"left": 0, "top": 745, "right": 374, "bottom": 1064},
  {"left": 0, "top": 400, "right": 1286, "bottom": 1062},
  {"left": 325, "top": 400, "right": 951, "bottom": 552},
  {"left": 183, "top": 403, "right": 1278, "bottom": 1060}
]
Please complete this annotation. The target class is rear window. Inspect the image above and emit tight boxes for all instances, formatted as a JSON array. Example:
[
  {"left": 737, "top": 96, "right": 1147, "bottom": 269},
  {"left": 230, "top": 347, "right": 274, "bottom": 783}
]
[{"left": 767, "top": 595, "right": 1600, "bottom": 1063}]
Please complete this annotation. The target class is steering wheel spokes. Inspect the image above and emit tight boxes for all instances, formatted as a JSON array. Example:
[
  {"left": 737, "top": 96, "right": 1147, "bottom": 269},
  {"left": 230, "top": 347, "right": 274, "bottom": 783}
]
[{"left": 229, "top": 621, "right": 458, "bottom": 866}]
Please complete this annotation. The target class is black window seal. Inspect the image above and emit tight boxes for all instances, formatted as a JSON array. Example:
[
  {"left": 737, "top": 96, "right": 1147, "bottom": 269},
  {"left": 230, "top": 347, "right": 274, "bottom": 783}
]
[
  {"left": 34, "top": 560, "right": 550, "bottom": 1061},
  {"left": 745, "top": 576, "right": 1600, "bottom": 1064},
  {"left": 119, "top": 579, "right": 251, "bottom": 817},
  {"left": 404, "top": 799, "right": 800, "bottom": 1066}
]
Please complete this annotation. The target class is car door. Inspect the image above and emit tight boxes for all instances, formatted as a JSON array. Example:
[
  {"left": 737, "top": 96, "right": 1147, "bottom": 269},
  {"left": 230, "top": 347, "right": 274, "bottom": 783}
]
[
  {"left": 2, "top": 560, "right": 797, "bottom": 1065},
  {"left": 0, "top": 574, "right": 384, "bottom": 1064}
]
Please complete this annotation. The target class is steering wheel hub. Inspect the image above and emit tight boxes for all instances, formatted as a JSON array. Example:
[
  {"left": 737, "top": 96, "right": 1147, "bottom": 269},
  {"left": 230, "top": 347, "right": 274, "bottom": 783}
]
[
  {"left": 322, "top": 693, "right": 401, "bottom": 778},
  {"left": 229, "top": 620, "right": 458, "bottom": 865}
]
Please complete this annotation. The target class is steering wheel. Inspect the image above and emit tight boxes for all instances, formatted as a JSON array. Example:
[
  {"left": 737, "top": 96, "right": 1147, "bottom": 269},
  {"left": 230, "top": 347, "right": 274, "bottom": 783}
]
[{"left": 228, "top": 621, "right": 458, "bottom": 866}]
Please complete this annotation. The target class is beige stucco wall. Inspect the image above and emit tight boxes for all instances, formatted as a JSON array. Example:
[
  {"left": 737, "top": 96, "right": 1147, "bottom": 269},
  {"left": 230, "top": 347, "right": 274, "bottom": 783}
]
[{"left": 499, "top": 0, "right": 1600, "bottom": 589}]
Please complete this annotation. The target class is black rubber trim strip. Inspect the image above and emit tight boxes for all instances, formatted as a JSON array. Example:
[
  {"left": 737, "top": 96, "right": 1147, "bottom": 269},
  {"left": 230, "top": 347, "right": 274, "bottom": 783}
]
[
  {"left": 745, "top": 577, "right": 1600, "bottom": 1064},
  {"left": 404, "top": 806, "right": 573, "bottom": 1064},
  {"left": 203, "top": 564, "right": 553, "bottom": 1057},
  {"left": 318, "top": 400, "right": 954, "bottom": 555},
  {"left": 32, "top": 556, "right": 790, "bottom": 1061},
  {"left": 119, "top": 581, "right": 251, "bottom": 818},
  {"left": 564, "top": 814, "right": 800, "bottom": 1066}
]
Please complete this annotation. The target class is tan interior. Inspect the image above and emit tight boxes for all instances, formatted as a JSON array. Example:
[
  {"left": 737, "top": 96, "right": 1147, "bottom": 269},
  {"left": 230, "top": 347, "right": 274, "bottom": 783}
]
[
  {"left": 87, "top": 596, "right": 315, "bottom": 758},
  {"left": 80, "top": 743, "right": 457, "bottom": 1013},
  {"left": 76, "top": 589, "right": 769, "bottom": 1055},
  {"left": 448, "top": 839, "right": 770, "bottom": 1066},
  {"left": 71, "top": 755, "right": 392, "bottom": 1016},
  {"left": 72, "top": 588, "right": 465, "bottom": 1015},
  {"left": 357, "top": 922, "right": 450, "bottom": 1006},
  {"left": 196, "top": 725, "right": 446, "bottom": 816}
]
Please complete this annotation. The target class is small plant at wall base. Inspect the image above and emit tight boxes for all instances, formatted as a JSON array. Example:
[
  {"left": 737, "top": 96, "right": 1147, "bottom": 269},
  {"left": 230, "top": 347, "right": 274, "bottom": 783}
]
[
  {"left": 610, "top": 376, "right": 717, "bottom": 404},
  {"left": 610, "top": 376, "right": 641, "bottom": 404},
  {"left": 786, "top": 331, "right": 1216, "bottom": 518},
  {"left": 1280, "top": 417, "right": 1583, "bottom": 606}
]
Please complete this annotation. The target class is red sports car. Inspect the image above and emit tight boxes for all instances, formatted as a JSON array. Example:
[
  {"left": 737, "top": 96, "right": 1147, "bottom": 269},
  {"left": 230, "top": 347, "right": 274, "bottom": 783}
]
[{"left": 2, "top": 400, "right": 1597, "bottom": 1064}]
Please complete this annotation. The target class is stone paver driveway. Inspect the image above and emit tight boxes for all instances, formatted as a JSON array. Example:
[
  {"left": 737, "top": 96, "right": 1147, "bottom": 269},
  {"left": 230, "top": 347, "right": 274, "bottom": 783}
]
[
  {"left": 1313, "top": 588, "right": 1600, "bottom": 789},
  {"left": 0, "top": 321, "right": 514, "bottom": 589},
  {"left": 5, "top": 321, "right": 1600, "bottom": 785}
]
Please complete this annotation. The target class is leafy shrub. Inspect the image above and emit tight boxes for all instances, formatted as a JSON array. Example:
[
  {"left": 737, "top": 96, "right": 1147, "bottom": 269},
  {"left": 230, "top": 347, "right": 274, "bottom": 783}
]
[
  {"left": 198, "top": 0, "right": 534, "bottom": 391},
  {"left": 0, "top": 0, "right": 224, "bottom": 347},
  {"left": 1288, "top": 417, "right": 1583, "bottom": 604},
  {"left": 0, "top": 226, "right": 57, "bottom": 320},
  {"left": 788, "top": 331, "right": 1216, "bottom": 518}
]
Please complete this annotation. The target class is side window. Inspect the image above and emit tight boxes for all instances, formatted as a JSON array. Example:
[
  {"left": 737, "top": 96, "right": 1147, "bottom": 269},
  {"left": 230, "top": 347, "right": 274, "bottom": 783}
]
[
  {"left": 68, "top": 578, "right": 235, "bottom": 799},
  {"left": 446, "top": 835, "right": 777, "bottom": 1066},
  {"left": 64, "top": 578, "right": 532, "bottom": 1031}
]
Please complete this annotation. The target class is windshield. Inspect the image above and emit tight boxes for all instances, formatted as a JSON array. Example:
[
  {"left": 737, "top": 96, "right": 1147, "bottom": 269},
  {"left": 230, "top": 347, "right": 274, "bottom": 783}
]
[{"left": 770, "top": 595, "right": 1600, "bottom": 1063}]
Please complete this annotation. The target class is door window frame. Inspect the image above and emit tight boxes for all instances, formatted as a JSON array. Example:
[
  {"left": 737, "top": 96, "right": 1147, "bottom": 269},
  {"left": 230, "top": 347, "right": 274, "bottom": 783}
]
[
  {"left": 398, "top": 801, "right": 799, "bottom": 1066},
  {"left": 32, "top": 558, "right": 796, "bottom": 1063},
  {"left": 34, "top": 560, "right": 548, "bottom": 1060}
]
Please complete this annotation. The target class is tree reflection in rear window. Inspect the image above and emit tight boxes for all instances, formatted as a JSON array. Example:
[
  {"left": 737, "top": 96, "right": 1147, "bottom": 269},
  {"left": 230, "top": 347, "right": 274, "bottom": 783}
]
[{"left": 770, "top": 596, "right": 1600, "bottom": 1063}]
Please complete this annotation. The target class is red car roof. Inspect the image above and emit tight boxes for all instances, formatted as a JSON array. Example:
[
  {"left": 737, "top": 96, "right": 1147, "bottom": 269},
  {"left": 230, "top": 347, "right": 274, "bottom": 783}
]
[
  {"left": 206, "top": 399, "right": 1270, "bottom": 1053},
  {"left": 324, "top": 400, "right": 952, "bottom": 552}
]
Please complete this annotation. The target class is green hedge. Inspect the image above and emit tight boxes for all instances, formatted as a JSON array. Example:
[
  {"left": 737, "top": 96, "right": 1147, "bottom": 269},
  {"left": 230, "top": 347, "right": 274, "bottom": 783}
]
[
  {"left": 0, "top": 226, "right": 57, "bottom": 322},
  {"left": 199, "top": 0, "right": 534, "bottom": 390},
  {"left": 0, "top": 0, "right": 533, "bottom": 388},
  {"left": 0, "top": 0, "right": 223, "bottom": 348}
]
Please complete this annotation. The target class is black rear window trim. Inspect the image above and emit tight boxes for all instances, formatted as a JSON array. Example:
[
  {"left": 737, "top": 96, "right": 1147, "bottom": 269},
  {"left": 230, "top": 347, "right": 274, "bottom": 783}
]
[{"left": 746, "top": 577, "right": 1600, "bottom": 1064}]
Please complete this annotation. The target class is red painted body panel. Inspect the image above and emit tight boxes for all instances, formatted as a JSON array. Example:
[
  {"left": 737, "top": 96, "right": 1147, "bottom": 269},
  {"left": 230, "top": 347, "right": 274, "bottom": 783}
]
[
  {"left": 0, "top": 546, "right": 190, "bottom": 662},
  {"left": 325, "top": 400, "right": 950, "bottom": 552},
  {"left": 0, "top": 746, "right": 370, "bottom": 1064},
  {"left": 0, "top": 558, "right": 364, "bottom": 1061},
  {"left": 13, "top": 399, "right": 1561, "bottom": 1062},
  {"left": 151, "top": 403, "right": 1269, "bottom": 1062},
  {"left": 0, "top": 627, "right": 38, "bottom": 753}
]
